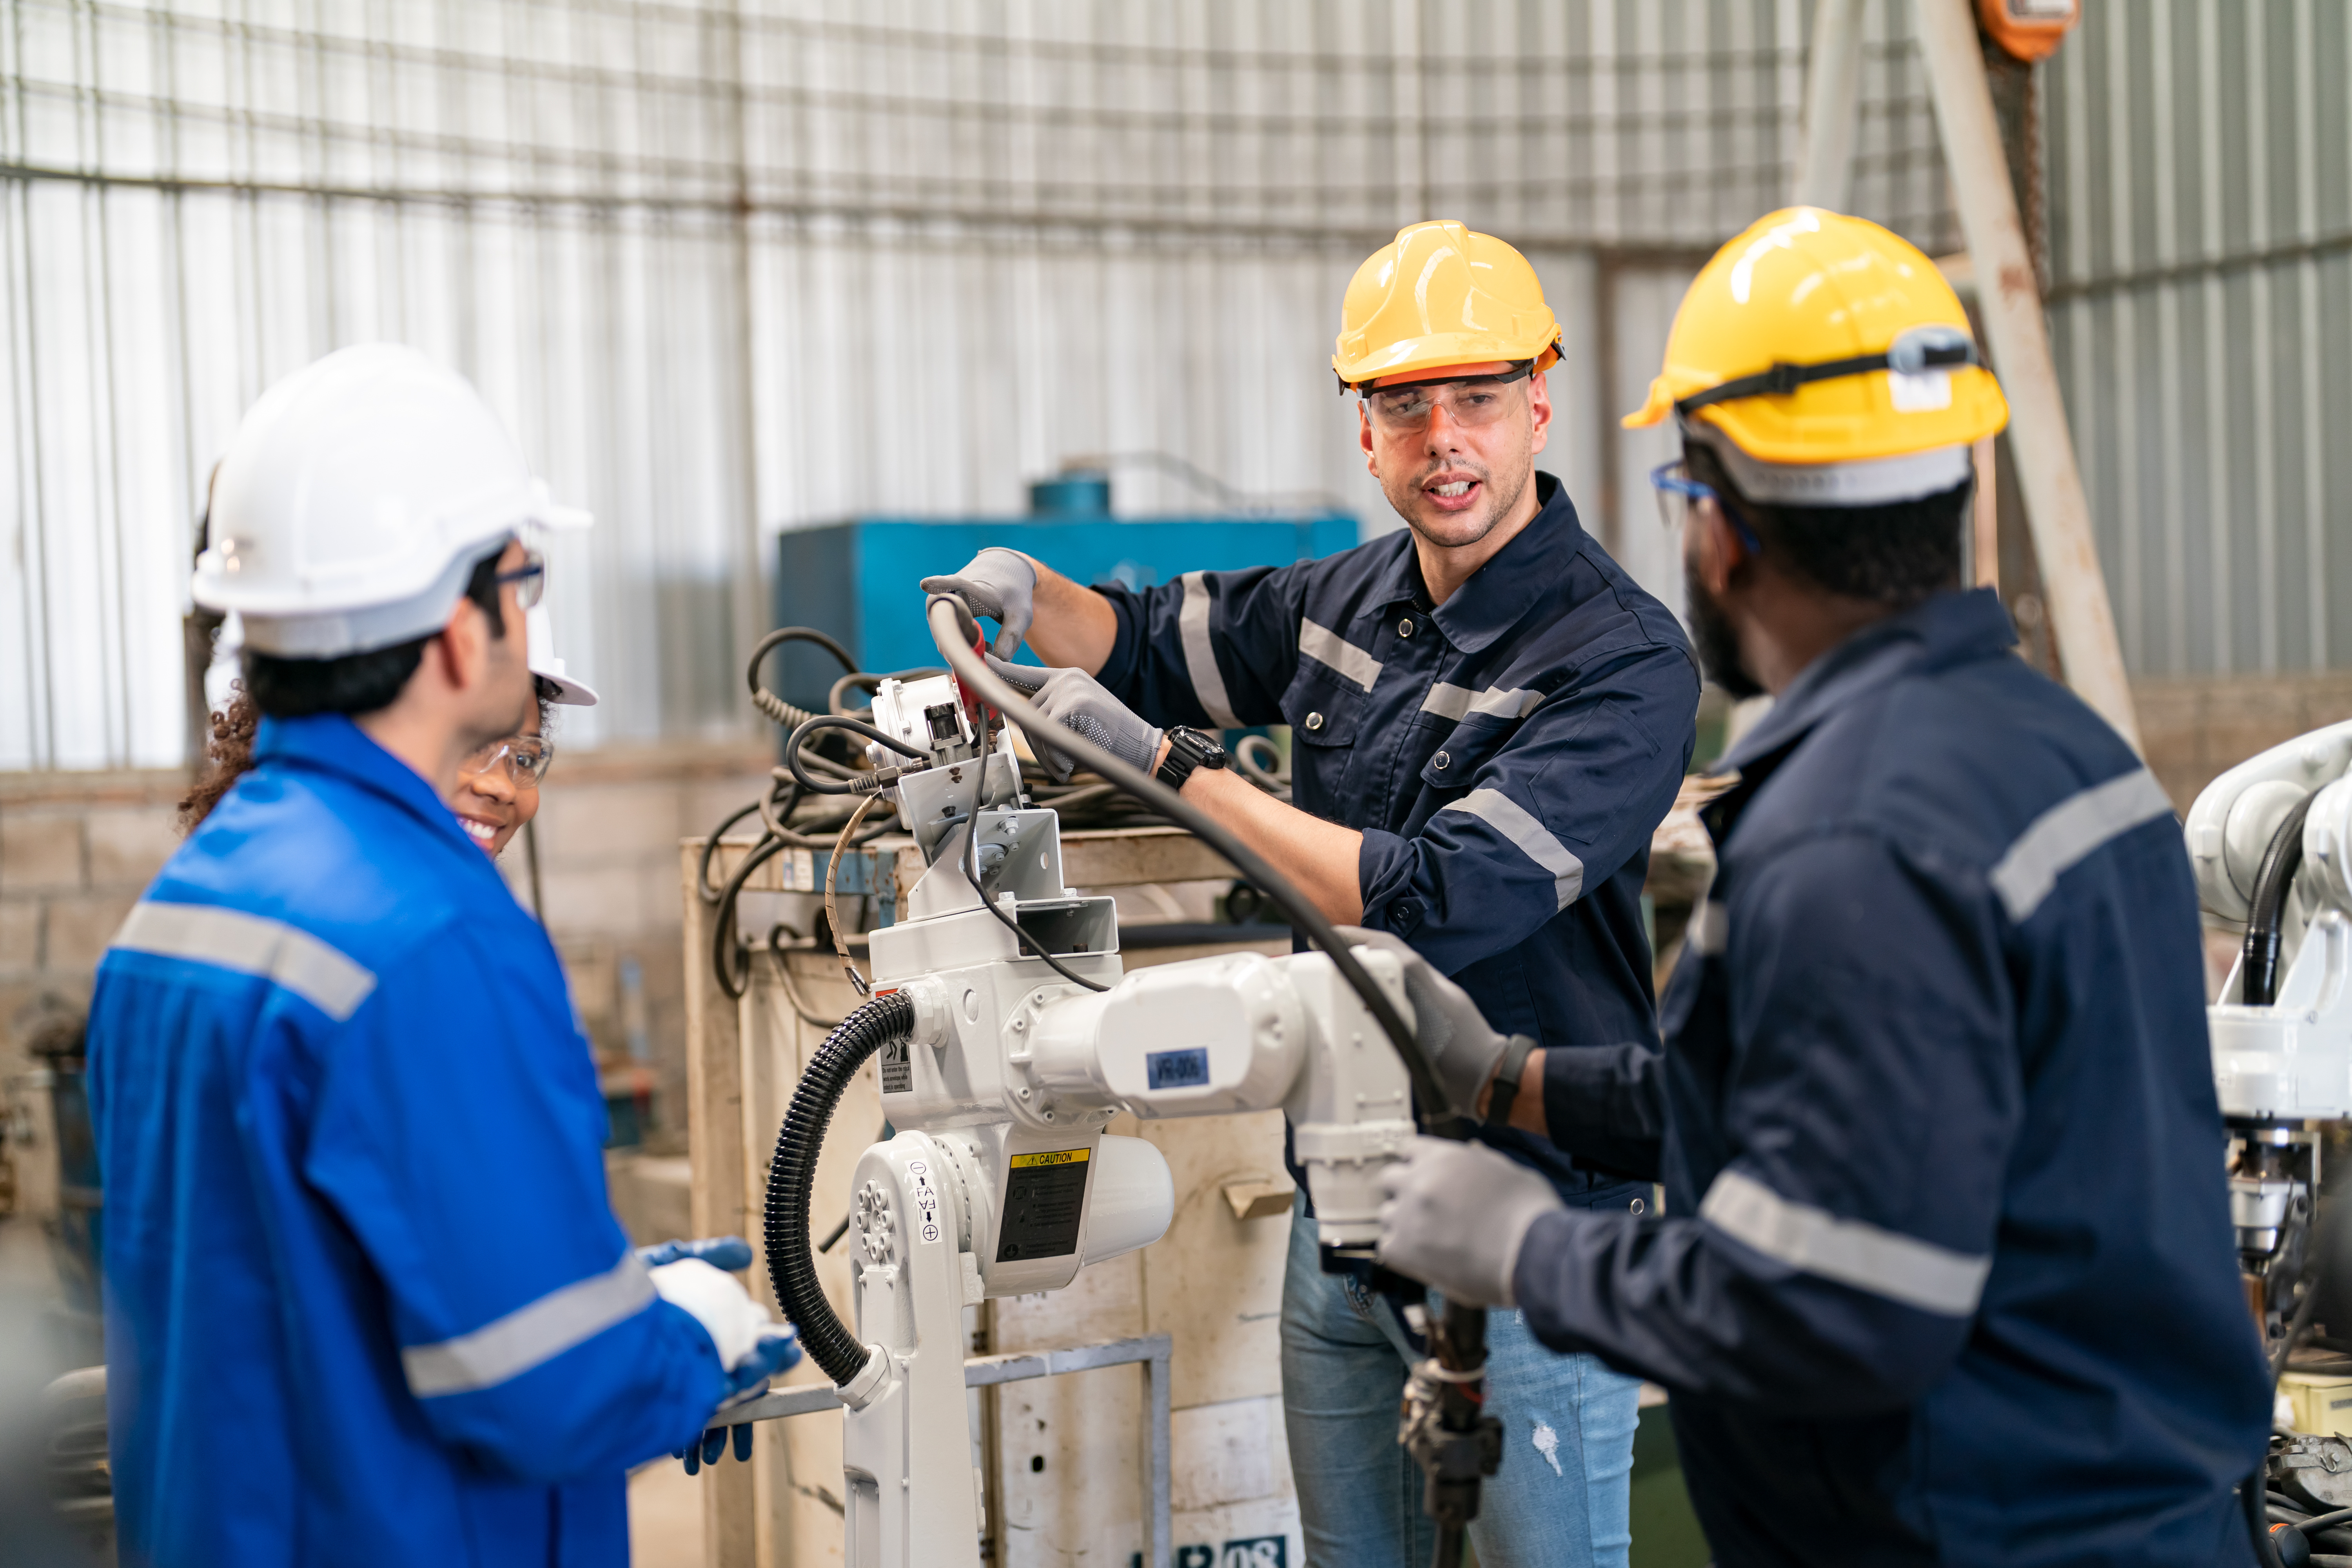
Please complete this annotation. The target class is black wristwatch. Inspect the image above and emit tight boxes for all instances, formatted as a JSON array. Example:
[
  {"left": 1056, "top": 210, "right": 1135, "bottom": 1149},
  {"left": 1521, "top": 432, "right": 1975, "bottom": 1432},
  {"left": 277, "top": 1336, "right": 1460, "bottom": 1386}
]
[{"left": 1155, "top": 725, "right": 1230, "bottom": 792}]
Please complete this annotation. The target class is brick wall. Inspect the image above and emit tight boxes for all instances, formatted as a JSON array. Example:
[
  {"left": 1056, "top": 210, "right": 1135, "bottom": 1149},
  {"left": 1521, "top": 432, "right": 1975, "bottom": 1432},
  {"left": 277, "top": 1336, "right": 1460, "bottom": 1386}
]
[{"left": 0, "top": 742, "right": 777, "bottom": 1150}]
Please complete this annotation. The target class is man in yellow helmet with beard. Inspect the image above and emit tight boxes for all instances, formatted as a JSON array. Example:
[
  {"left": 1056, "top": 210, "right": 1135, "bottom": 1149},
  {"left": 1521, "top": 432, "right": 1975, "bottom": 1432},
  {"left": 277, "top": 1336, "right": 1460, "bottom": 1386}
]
[{"left": 1372, "top": 209, "right": 2270, "bottom": 1567}]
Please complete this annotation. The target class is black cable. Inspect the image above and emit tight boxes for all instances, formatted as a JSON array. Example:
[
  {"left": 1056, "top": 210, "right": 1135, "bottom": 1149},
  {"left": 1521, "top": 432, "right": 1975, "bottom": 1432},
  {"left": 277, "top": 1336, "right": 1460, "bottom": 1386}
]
[
  {"left": 2252, "top": 1467, "right": 2292, "bottom": 1568},
  {"left": 786, "top": 713, "right": 927, "bottom": 796},
  {"left": 696, "top": 799, "right": 767, "bottom": 905},
  {"left": 748, "top": 627, "right": 860, "bottom": 732},
  {"left": 961, "top": 711, "right": 1109, "bottom": 994},
  {"left": 711, "top": 833, "right": 790, "bottom": 1000},
  {"left": 2245, "top": 793, "right": 2319, "bottom": 1006},
  {"left": 764, "top": 992, "right": 917, "bottom": 1385},
  {"left": 926, "top": 596, "right": 1457, "bottom": 1129}
]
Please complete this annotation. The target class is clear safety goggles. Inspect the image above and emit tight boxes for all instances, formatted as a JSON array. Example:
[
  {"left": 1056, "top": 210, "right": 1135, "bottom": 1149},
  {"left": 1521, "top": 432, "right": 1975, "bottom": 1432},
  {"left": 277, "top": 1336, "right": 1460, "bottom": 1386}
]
[
  {"left": 463, "top": 733, "right": 555, "bottom": 786},
  {"left": 1361, "top": 362, "right": 1535, "bottom": 434},
  {"left": 496, "top": 549, "right": 547, "bottom": 612},
  {"left": 1650, "top": 459, "right": 1762, "bottom": 553}
]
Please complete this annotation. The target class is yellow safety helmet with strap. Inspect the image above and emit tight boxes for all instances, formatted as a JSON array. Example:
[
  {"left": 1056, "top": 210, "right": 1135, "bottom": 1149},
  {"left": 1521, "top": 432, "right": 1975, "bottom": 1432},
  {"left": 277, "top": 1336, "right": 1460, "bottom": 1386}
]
[
  {"left": 1333, "top": 220, "right": 1562, "bottom": 390},
  {"left": 1624, "top": 207, "right": 2008, "bottom": 506}
]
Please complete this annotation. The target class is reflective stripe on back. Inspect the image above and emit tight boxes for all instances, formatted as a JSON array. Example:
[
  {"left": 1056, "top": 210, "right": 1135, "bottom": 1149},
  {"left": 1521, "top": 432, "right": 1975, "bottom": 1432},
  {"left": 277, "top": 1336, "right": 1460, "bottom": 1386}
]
[
  {"left": 401, "top": 1251, "right": 656, "bottom": 1397},
  {"left": 1420, "top": 683, "right": 1543, "bottom": 723},
  {"left": 1441, "top": 787, "right": 1586, "bottom": 910},
  {"left": 1987, "top": 766, "right": 2175, "bottom": 923},
  {"left": 1298, "top": 617, "right": 1383, "bottom": 692},
  {"left": 1177, "top": 572, "right": 1243, "bottom": 729},
  {"left": 1699, "top": 1168, "right": 1991, "bottom": 1317},
  {"left": 109, "top": 900, "right": 378, "bottom": 1022}
]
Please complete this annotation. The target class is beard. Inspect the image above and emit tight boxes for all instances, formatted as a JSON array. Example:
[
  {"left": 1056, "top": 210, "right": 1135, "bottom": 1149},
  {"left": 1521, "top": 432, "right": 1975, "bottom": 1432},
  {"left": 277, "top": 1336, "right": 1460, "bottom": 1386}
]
[{"left": 1683, "top": 557, "right": 1764, "bottom": 700}]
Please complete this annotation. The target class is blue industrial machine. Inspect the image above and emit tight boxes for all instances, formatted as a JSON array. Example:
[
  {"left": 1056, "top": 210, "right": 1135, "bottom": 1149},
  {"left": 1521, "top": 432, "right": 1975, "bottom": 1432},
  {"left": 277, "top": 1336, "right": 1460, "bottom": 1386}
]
[{"left": 769, "top": 471, "right": 1357, "bottom": 709}]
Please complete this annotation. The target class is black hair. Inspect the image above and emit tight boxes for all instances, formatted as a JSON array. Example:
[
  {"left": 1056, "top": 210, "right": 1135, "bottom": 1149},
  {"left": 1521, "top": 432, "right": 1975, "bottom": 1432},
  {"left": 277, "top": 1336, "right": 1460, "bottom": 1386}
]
[
  {"left": 1684, "top": 439, "right": 1969, "bottom": 610},
  {"left": 242, "top": 550, "right": 513, "bottom": 720},
  {"left": 534, "top": 676, "right": 560, "bottom": 738}
]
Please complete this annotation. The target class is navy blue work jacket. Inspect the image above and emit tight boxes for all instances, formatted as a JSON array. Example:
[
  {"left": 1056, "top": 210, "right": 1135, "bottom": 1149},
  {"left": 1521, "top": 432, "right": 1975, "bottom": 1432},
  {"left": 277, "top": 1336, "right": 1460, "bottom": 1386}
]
[
  {"left": 86, "top": 715, "right": 726, "bottom": 1568},
  {"left": 1095, "top": 472, "right": 1699, "bottom": 1200},
  {"left": 1522, "top": 589, "right": 2270, "bottom": 1566}
]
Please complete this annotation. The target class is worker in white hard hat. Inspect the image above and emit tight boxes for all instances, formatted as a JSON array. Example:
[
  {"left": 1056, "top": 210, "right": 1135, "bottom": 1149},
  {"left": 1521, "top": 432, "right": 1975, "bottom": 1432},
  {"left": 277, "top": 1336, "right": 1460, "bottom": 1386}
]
[
  {"left": 449, "top": 604, "right": 600, "bottom": 858},
  {"left": 83, "top": 344, "right": 794, "bottom": 1567}
]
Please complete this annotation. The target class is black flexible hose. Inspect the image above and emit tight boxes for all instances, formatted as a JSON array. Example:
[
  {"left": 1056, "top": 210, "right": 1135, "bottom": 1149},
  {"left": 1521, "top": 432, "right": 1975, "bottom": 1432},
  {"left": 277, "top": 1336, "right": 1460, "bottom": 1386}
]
[
  {"left": 2245, "top": 793, "right": 2319, "bottom": 1006},
  {"left": 764, "top": 991, "right": 918, "bottom": 1385},
  {"left": 786, "top": 713, "right": 928, "bottom": 796}
]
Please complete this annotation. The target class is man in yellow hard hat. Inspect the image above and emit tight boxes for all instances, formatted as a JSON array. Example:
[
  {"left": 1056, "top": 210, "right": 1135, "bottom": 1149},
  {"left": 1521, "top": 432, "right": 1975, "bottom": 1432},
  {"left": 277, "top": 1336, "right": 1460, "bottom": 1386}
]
[
  {"left": 1373, "top": 208, "right": 2271, "bottom": 1566},
  {"left": 924, "top": 221, "right": 1700, "bottom": 1566}
]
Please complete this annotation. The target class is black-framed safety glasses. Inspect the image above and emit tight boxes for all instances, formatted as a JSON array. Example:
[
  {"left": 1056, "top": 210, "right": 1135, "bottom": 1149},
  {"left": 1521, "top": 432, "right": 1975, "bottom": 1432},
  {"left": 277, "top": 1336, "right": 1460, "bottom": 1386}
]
[{"left": 1361, "top": 360, "right": 1537, "bottom": 433}]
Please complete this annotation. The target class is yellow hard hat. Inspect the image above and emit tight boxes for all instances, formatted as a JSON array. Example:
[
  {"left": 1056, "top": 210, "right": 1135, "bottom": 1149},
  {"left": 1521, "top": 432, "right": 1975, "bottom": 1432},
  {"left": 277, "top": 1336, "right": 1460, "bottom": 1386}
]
[
  {"left": 1624, "top": 208, "right": 2007, "bottom": 499},
  {"left": 1333, "top": 221, "right": 1562, "bottom": 390}
]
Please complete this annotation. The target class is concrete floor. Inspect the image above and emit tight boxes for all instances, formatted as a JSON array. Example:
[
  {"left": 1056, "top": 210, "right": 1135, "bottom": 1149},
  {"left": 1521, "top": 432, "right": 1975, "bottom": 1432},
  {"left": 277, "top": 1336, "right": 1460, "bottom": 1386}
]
[{"left": 628, "top": 1458, "right": 707, "bottom": 1568}]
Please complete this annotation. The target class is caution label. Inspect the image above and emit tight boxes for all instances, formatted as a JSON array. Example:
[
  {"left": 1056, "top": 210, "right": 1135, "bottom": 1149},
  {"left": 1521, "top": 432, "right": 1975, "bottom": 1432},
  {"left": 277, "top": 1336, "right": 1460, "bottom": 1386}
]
[
  {"left": 878, "top": 1037, "right": 912, "bottom": 1094},
  {"left": 997, "top": 1147, "right": 1090, "bottom": 1261}
]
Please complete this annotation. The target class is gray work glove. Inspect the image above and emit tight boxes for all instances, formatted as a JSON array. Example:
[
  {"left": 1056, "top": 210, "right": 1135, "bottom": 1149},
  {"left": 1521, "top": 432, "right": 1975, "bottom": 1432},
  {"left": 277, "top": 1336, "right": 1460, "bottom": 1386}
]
[
  {"left": 1377, "top": 1136, "right": 1565, "bottom": 1307},
  {"left": 985, "top": 657, "right": 1163, "bottom": 784},
  {"left": 920, "top": 548, "right": 1037, "bottom": 659},
  {"left": 1337, "top": 927, "right": 1512, "bottom": 1121}
]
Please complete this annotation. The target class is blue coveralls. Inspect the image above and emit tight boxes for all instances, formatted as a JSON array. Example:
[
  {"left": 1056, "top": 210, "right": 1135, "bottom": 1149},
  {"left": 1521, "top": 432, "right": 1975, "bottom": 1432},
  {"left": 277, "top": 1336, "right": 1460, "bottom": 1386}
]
[
  {"left": 1088, "top": 471, "right": 1700, "bottom": 1565},
  {"left": 1524, "top": 588, "right": 2272, "bottom": 1567},
  {"left": 87, "top": 715, "right": 728, "bottom": 1568}
]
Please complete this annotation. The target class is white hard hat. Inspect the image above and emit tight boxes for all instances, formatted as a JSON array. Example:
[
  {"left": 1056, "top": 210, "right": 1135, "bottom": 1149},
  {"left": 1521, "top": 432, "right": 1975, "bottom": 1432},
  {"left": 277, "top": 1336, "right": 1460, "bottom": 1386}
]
[
  {"left": 195, "top": 344, "right": 592, "bottom": 658},
  {"left": 526, "top": 603, "right": 599, "bottom": 707}
]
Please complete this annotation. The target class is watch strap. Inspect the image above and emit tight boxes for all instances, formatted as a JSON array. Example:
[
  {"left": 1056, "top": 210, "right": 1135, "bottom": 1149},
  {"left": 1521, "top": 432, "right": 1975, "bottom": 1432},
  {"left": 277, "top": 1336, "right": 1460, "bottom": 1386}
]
[
  {"left": 1155, "top": 725, "right": 1227, "bottom": 791},
  {"left": 1484, "top": 1034, "right": 1539, "bottom": 1127}
]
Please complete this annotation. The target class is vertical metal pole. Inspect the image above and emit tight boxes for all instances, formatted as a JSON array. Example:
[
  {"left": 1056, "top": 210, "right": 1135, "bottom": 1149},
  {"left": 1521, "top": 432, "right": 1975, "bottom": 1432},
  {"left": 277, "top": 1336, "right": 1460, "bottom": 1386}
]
[
  {"left": 1145, "top": 1338, "right": 1171, "bottom": 1568},
  {"left": 1914, "top": 0, "right": 2141, "bottom": 751},
  {"left": 1792, "top": 0, "right": 1865, "bottom": 209}
]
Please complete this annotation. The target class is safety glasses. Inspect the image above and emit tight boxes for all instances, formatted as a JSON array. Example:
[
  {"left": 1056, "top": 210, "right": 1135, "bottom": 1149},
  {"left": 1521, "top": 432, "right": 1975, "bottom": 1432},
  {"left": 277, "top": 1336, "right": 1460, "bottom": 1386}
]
[
  {"left": 462, "top": 734, "right": 555, "bottom": 786},
  {"left": 1650, "top": 459, "right": 1761, "bottom": 553},
  {"left": 1649, "top": 459, "right": 1717, "bottom": 531},
  {"left": 495, "top": 550, "right": 547, "bottom": 612},
  {"left": 1361, "top": 362, "right": 1535, "bottom": 434}
]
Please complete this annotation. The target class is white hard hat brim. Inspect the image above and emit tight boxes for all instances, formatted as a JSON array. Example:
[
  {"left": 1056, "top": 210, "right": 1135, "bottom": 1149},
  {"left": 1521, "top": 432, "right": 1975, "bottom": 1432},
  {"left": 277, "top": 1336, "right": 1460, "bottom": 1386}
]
[
  {"left": 535, "top": 668, "right": 600, "bottom": 707},
  {"left": 232, "top": 534, "right": 513, "bottom": 659}
]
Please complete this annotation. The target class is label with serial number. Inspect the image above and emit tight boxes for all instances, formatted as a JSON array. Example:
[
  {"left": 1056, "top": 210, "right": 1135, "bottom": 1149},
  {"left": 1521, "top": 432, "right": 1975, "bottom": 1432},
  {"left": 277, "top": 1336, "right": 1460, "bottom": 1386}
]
[
  {"left": 997, "top": 1148, "right": 1090, "bottom": 1261},
  {"left": 1145, "top": 1047, "right": 1210, "bottom": 1090}
]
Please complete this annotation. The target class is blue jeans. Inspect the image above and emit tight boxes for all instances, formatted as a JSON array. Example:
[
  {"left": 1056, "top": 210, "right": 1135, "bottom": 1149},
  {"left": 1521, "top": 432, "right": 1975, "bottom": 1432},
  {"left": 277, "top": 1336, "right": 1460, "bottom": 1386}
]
[{"left": 1279, "top": 1197, "right": 1638, "bottom": 1568}]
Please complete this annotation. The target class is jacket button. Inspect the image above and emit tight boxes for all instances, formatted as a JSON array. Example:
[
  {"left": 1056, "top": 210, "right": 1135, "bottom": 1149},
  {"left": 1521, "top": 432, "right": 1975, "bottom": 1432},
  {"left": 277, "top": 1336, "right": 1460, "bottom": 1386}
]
[
  {"left": 1433, "top": 750, "right": 1450, "bottom": 770},
  {"left": 1391, "top": 900, "right": 1415, "bottom": 921},
  {"left": 1398, "top": 618, "right": 1414, "bottom": 638},
  {"left": 1304, "top": 712, "right": 1325, "bottom": 732}
]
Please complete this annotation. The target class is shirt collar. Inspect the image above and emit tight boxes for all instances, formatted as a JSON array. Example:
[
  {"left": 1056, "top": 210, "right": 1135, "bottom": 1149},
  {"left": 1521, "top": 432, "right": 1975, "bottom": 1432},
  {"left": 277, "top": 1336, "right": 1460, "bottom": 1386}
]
[
  {"left": 253, "top": 712, "right": 481, "bottom": 853},
  {"left": 1362, "top": 472, "right": 1588, "bottom": 655},
  {"left": 1715, "top": 586, "right": 2018, "bottom": 777}
]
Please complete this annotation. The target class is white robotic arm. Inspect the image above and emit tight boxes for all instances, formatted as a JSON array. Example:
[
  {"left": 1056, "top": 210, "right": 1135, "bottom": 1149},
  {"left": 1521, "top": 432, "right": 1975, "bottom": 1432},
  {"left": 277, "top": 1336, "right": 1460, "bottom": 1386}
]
[
  {"left": 2186, "top": 720, "right": 2352, "bottom": 1348},
  {"left": 776, "top": 672, "right": 1419, "bottom": 1568}
]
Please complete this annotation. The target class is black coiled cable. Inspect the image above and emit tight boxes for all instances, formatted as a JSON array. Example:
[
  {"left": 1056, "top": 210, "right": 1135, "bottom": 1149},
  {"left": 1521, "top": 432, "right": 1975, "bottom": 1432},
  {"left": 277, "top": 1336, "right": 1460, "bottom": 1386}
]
[{"left": 763, "top": 990, "right": 916, "bottom": 1385}]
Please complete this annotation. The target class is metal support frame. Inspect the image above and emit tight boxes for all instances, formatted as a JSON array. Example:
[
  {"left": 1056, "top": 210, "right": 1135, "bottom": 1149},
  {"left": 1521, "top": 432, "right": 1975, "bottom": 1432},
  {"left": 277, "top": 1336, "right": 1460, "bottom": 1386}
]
[
  {"left": 1793, "top": 0, "right": 1867, "bottom": 209},
  {"left": 719, "top": 1333, "right": 1176, "bottom": 1568}
]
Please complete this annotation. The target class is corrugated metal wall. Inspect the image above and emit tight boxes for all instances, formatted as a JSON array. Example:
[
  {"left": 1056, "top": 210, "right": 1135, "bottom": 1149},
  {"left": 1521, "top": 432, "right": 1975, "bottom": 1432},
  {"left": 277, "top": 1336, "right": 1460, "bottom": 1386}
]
[
  {"left": 2, "top": 0, "right": 1962, "bottom": 769},
  {"left": 2046, "top": 0, "right": 2352, "bottom": 679}
]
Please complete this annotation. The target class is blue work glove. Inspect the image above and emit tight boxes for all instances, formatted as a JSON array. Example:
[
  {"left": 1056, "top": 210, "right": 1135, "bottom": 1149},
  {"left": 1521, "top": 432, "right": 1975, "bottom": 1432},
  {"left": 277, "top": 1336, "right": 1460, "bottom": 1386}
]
[
  {"left": 1377, "top": 1136, "right": 1565, "bottom": 1308},
  {"left": 641, "top": 1237, "right": 803, "bottom": 1474},
  {"left": 636, "top": 1235, "right": 755, "bottom": 1271},
  {"left": 677, "top": 1323, "right": 801, "bottom": 1474},
  {"left": 920, "top": 548, "right": 1036, "bottom": 658},
  {"left": 985, "top": 656, "right": 1165, "bottom": 784}
]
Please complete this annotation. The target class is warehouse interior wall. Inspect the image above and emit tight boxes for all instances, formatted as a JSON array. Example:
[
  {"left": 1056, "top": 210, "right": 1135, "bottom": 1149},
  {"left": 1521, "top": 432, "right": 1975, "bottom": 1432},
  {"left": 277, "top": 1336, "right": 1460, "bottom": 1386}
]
[{"left": 2, "top": 0, "right": 1963, "bottom": 771}]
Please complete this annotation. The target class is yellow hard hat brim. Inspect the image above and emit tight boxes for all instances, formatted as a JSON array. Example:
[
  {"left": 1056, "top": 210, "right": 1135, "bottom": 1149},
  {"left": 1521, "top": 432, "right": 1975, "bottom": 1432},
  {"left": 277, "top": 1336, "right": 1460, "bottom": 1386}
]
[{"left": 1335, "top": 332, "right": 1560, "bottom": 388}]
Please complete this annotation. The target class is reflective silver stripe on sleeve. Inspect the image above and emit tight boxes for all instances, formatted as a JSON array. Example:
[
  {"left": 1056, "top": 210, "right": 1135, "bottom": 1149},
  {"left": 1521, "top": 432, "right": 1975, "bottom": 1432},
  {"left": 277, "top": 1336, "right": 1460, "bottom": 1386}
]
[
  {"left": 1419, "top": 684, "right": 1542, "bottom": 722},
  {"left": 1176, "top": 572, "right": 1243, "bottom": 729},
  {"left": 1441, "top": 787, "right": 1586, "bottom": 910},
  {"left": 1297, "top": 617, "right": 1383, "bottom": 692},
  {"left": 1689, "top": 900, "right": 1728, "bottom": 955},
  {"left": 109, "top": 900, "right": 377, "bottom": 1022},
  {"left": 1699, "top": 1168, "right": 1991, "bottom": 1317},
  {"left": 1987, "top": 766, "right": 2176, "bottom": 923},
  {"left": 401, "top": 1252, "right": 657, "bottom": 1397}
]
